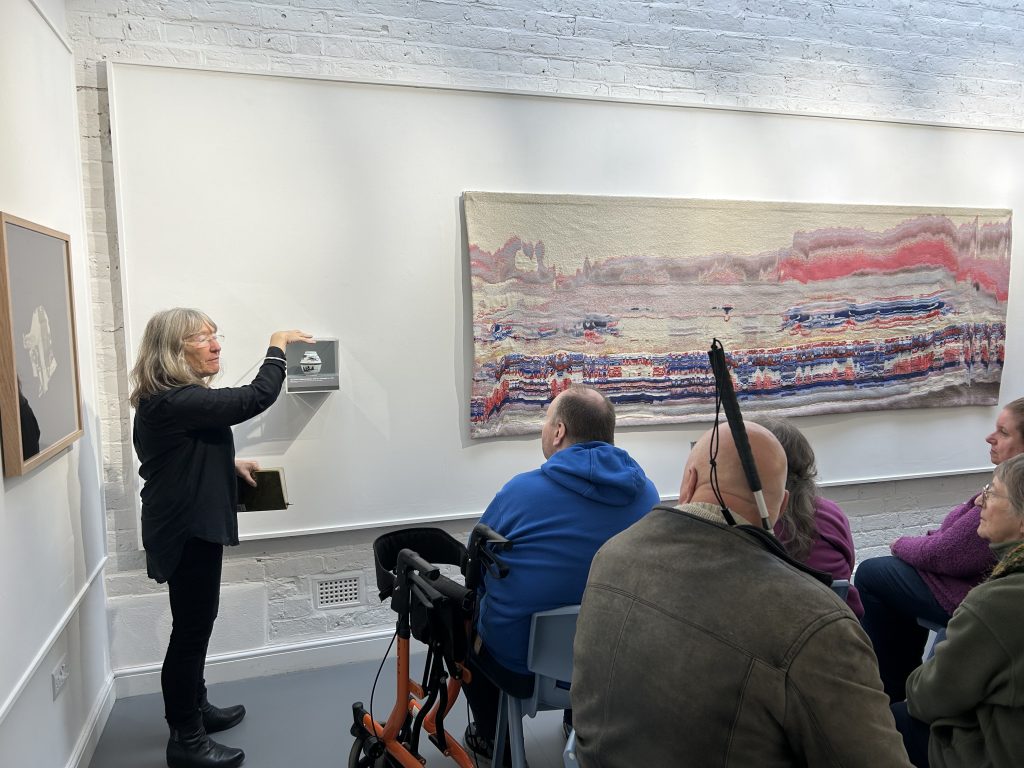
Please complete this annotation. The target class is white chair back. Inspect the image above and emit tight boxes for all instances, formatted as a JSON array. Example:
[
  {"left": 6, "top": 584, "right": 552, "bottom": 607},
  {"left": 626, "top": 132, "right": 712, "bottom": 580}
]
[
  {"left": 523, "top": 605, "right": 579, "bottom": 716},
  {"left": 830, "top": 579, "right": 850, "bottom": 600},
  {"left": 494, "top": 604, "right": 581, "bottom": 768}
]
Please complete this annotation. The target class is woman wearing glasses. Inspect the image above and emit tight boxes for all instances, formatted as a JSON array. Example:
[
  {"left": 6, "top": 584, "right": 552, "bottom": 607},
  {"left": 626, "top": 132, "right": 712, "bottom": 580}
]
[
  {"left": 129, "top": 308, "right": 311, "bottom": 768},
  {"left": 891, "top": 453, "right": 1024, "bottom": 767},
  {"left": 855, "top": 398, "right": 1024, "bottom": 702}
]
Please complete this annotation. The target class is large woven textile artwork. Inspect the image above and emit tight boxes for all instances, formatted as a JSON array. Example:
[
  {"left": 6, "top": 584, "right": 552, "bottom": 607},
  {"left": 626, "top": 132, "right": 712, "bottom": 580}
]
[{"left": 465, "top": 193, "right": 1012, "bottom": 438}]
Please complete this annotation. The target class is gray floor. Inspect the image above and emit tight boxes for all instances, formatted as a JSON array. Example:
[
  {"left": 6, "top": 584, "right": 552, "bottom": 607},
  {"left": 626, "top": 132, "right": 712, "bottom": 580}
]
[{"left": 88, "top": 654, "right": 568, "bottom": 768}]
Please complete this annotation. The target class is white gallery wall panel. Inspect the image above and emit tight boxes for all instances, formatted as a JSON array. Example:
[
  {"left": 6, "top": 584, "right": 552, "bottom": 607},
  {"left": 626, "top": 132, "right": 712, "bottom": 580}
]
[{"left": 108, "top": 62, "right": 1022, "bottom": 539}]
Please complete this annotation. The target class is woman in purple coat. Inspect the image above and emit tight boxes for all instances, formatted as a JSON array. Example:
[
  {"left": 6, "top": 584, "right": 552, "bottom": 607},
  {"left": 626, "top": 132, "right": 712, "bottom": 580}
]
[
  {"left": 855, "top": 398, "right": 1024, "bottom": 702},
  {"left": 756, "top": 417, "right": 863, "bottom": 617}
]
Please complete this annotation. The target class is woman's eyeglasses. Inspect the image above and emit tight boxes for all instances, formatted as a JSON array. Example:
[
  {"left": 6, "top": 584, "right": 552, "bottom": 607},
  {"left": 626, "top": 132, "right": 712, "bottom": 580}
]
[
  {"left": 186, "top": 334, "right": 224, "bottom": 347},
  {"left": 981, "top": 483, "right": 1007, "bottom": 505}
]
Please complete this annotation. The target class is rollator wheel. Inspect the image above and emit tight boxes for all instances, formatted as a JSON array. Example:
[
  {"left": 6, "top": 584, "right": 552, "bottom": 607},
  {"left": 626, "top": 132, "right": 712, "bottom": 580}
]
[{"left": 347, "top": 735, "right": 397, "bottom": 768}]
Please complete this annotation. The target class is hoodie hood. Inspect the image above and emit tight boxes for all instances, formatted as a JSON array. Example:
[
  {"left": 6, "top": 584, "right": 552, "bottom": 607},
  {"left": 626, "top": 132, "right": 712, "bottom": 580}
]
[{"left": 541, "top": 441, "right": 649, "bottom": 506}]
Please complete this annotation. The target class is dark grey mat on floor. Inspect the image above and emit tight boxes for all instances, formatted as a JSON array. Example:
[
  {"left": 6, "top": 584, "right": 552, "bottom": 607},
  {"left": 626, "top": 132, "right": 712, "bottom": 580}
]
[{"left": 88, "top": 655, "right": 567, "bottom": 768}]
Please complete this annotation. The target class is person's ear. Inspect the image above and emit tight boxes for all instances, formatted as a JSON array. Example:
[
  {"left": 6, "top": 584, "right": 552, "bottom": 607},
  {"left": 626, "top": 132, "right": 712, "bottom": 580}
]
[
  {"left": 771, "top": 489, "right": 790, "bottom": 526},
  {"left": 552, "top": 420, "right": 567, "bottom": 448},
  {"left": 678, "top": 465, "right": 698, "bottom": 504}
]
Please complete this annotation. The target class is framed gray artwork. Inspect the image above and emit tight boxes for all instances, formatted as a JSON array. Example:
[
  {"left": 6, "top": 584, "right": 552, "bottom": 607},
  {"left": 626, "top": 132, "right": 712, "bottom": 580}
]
[
  {"left": 286, "top": 338, "right": 340, "bottom": 394},
  {"left": 0, "top": 213, "right": 83, "bottom": 477}
]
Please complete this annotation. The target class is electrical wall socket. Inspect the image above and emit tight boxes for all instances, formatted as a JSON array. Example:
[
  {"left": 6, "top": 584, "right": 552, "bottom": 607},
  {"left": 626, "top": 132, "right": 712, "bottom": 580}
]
[{"left": 51, "top": 655, "right": 70, "bottom": 700}]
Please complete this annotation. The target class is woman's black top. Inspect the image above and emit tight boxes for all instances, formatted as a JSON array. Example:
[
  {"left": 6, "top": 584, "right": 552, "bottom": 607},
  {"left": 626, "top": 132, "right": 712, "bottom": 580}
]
[{"left": 133, "top": 348, "right": 287, "bottom": 582}]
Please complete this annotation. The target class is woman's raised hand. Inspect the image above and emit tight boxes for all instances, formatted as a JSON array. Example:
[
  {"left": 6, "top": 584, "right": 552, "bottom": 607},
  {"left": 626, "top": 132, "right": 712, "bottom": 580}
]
[{"left": 270, "top": 330, "right": 315, "bottom": 348}]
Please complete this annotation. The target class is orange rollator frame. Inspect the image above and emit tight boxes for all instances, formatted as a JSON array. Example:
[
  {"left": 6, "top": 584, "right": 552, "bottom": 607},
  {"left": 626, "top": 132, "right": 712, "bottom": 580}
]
[
  {"left": 350, "top": 526, "right": 511, "bottom": 768},
  {"left": 352, "top": 635, "right": 475, "bottom": 767}
]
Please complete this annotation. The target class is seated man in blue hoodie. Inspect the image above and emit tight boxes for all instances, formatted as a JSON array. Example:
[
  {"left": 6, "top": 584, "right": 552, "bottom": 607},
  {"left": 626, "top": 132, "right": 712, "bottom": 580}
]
[{"left": 462, "top": 384, "right": 659, "bottom": 764}]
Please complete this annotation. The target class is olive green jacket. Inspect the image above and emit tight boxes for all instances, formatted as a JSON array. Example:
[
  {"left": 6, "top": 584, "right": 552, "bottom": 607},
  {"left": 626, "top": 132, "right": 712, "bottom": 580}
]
[
  {"left": 906, "top": 539, "right": 1024, "bottom": 768},
  {"left": 572, "top": 504, "right": 911, "bottom": 767}
]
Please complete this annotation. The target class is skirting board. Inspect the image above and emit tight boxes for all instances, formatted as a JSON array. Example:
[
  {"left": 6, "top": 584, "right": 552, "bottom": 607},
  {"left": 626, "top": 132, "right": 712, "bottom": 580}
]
[
  {"left": 113, "top": 629, "right": 397, "bottom": 698},
  {"left": 69, "top": 674, "right": 115, "bottom": 768}
]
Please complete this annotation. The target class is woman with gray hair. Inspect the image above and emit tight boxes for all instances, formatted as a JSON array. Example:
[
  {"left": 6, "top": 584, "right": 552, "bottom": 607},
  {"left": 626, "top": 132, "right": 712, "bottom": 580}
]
[
  {"left": 893, "top": 452, "right": 1024, "bottom": 768},
  {"left": 856, "top": 398, "right": 1024, "bottom": 702},
  {"left": 130, "top": 308, "right": 311, "bottom": 768}
]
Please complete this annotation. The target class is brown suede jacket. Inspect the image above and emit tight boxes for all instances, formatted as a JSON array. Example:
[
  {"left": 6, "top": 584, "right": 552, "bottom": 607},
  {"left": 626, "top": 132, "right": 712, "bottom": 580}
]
[{"left": 571, "top": 503, "right": 912, "bottom": 767}]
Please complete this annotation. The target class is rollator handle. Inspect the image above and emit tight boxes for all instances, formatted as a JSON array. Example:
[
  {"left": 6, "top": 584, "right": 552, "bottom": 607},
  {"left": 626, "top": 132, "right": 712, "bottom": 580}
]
[
  {"left": 397, "top": 548, "right": 441, "bottom": 580},
  {"left": 471, "top": 523, "right": 512, "bottom": 550},
  {"left": 465, "top": 523, "right": 514, "bottom": 590}
]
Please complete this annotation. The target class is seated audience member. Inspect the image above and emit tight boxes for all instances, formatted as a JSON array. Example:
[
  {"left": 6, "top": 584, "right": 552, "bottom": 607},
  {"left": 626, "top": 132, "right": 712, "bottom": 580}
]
[
  {"left": 755, "top": 416, "right": 863, "bottom": 616},
  {"left": 571, "top": 422, "right": 911, "bottom": 767},
  {"left": 892, "top": 453, "right": 1024, "bottom": 768},
  {"left": 462, "top": 384, "right": 659, "bottom": 764},
  {"left": 856, "top": 398, "right": 1024, "bottom": 701}
]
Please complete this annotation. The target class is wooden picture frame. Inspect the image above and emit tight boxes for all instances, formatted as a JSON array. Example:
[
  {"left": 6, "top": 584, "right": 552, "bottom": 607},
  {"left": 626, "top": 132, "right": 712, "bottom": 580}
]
[{"left": 0, "top": 213, "right": 83, "bottom": 477}]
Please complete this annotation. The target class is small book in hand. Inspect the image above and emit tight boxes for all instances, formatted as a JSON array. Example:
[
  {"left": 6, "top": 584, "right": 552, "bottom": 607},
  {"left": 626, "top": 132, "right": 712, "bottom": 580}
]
[{"left": 237, "top": 468, "right": 289, "bottom": 512}]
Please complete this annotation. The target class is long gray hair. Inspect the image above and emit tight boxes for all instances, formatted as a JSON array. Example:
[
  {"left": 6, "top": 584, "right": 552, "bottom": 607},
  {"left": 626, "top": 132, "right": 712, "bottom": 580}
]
[
  {"left": 128, "top": 308, "right": 217, "bottom": 408},
  {"left": 753, "top": 416, "right": 819, "bottom": 562}
]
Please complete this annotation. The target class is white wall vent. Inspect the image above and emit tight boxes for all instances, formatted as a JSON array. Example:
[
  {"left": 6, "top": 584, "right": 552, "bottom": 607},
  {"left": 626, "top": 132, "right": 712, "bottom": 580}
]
[{"left": 314, "top": 574, "right": 362, "bottom": 609}]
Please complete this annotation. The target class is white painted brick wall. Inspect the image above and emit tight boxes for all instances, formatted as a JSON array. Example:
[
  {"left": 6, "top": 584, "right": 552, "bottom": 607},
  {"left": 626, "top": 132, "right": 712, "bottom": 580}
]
[{"left": 65, "top": 0, "right": 1022, "bottom": 669}]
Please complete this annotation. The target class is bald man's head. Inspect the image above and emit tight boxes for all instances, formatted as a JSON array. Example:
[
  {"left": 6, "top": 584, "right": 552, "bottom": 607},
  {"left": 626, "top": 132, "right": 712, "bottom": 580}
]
[{"left": 679, "top": 422, "right": 789, "bottom": 526}]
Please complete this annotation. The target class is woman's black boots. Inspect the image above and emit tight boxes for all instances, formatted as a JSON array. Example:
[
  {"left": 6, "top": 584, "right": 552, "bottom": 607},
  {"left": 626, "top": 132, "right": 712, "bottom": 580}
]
[
  {"left": 166, "top": 714, "right": 244, "bottom": 768},
  {"left": 199, "top": 693, "right": 246, "bottom": 733}
]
